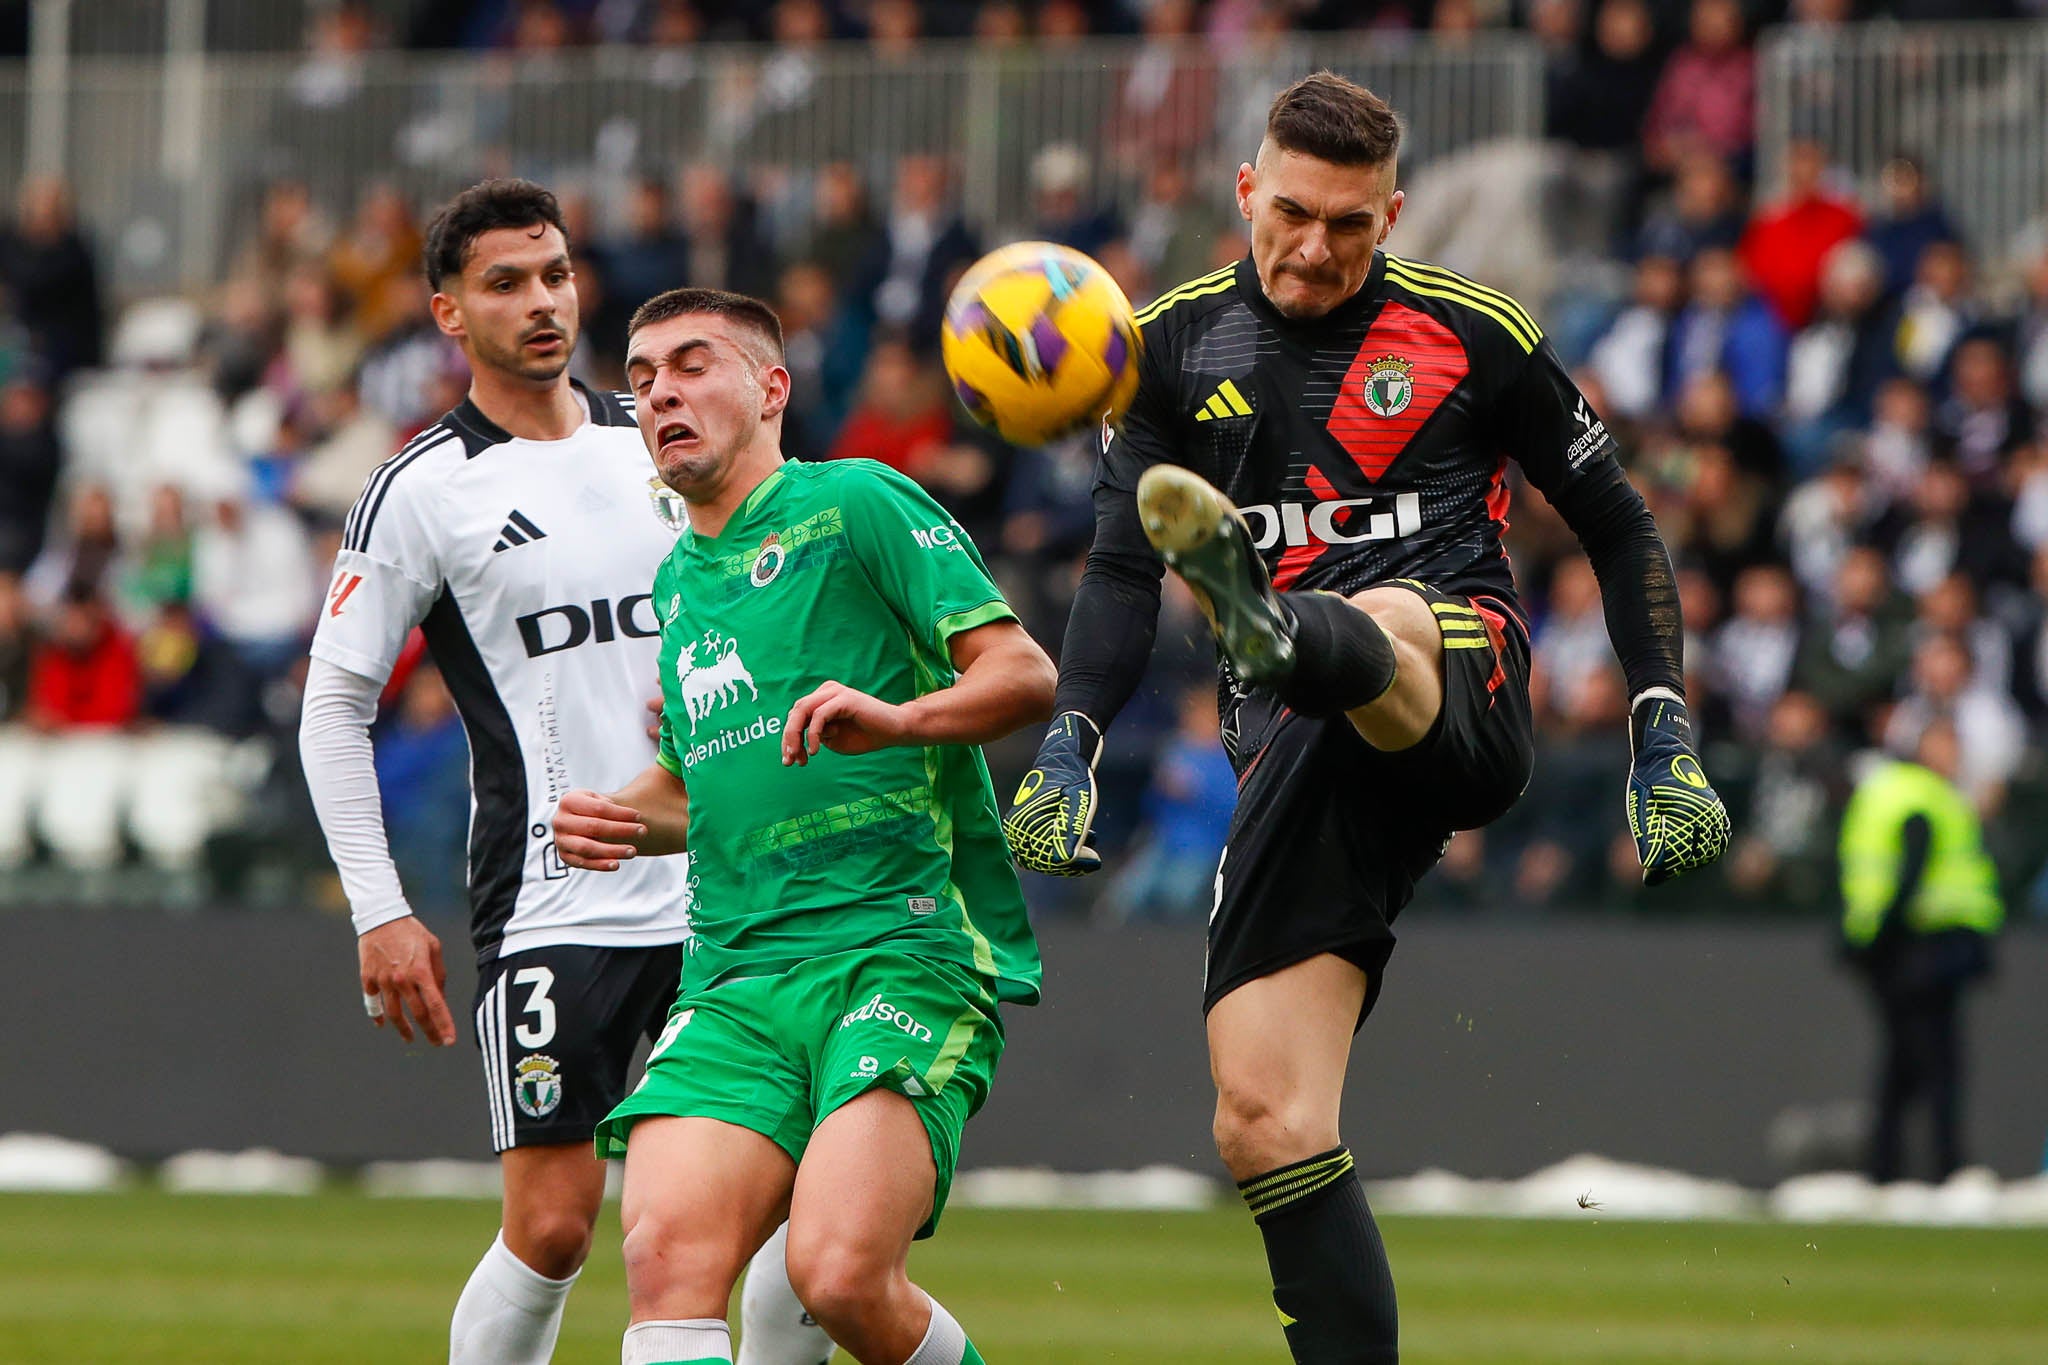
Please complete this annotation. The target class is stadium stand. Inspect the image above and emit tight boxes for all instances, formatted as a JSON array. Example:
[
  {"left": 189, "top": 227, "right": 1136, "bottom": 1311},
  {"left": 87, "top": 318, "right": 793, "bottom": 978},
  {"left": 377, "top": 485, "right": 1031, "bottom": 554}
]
[{"left": 2, "top": 1, "right": 2046, "bottom": 922}]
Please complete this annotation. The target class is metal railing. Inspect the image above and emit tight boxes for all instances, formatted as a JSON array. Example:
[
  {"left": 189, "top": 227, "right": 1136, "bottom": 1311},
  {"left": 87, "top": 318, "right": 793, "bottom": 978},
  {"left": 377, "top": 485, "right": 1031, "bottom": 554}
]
[
  {"left": 0, "top": 35, "right": 1542, "bottom": 298},
  {"left": 40, "top": 0, "right": 387, "bottom": 57},
  {"left": 1758, "top": 21, "right": 2048, "bottom": 275}
]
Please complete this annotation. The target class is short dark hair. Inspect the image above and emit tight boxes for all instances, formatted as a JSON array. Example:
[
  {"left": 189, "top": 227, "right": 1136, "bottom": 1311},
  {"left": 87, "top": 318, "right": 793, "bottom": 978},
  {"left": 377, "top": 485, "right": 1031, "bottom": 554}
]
[
  {"left": 422, "top": 178, "right": 569, "bottom": 290},
  {"left": 1265, "top": 72, "right": 1402, "bottom": 168},
  {"left": 627, "top": 287, "right": 785, "bottom": 362}
]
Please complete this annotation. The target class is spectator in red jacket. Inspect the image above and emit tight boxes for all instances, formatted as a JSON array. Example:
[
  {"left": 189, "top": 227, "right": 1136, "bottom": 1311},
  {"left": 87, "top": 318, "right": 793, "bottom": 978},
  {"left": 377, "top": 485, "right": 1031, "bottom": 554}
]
[
  {"left": 1642, "top": 0, "right": 1756, "bottom": 177},
  {"left": 1740, "top": 137, "right": 1865, "bottom": 331},
  {"left": 25, "top": 582, "right": 141, "bottom": 730},
  {"left": 824, "top": 331, "right": 954, "bottom": 477}
]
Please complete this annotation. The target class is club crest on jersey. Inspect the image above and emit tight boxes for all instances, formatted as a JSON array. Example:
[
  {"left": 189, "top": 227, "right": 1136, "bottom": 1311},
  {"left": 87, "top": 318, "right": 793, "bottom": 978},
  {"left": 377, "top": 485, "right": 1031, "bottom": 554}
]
[
  {"left": 750, "top": 533, "right": 785, "bottom": 588},
  {"left": 676, "top": 629, "right": 759, "bottom": 733},
  {"left": 647, "top": 475, "right": 688, "bottom": 533},
  {"left": 513, "top": 1053, "right": 563, "bottom": 1118},
  {"left": 1362, "top": 355, "right": 1414, "bottom": 418}
]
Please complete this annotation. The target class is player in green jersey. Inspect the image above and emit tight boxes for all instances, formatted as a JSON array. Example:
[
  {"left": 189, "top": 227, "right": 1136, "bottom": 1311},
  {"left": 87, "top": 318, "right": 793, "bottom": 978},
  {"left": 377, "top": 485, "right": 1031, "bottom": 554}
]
[{"left": 553, "top": 287, "right": 1054, "bottom": 1365}]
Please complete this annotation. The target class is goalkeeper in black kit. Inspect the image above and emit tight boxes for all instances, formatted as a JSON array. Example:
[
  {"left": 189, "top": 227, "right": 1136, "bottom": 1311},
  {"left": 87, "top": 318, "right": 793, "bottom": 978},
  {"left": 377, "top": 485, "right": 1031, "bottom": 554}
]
[{"left": 1004, "top": 73, "right": 1730, "bottom": 1365}]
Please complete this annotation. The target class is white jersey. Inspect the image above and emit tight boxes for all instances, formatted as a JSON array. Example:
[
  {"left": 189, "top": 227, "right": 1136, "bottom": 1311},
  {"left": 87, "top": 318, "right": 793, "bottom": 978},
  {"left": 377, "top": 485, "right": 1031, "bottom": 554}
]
[{"left": 310, "top": 383, "right": 694, "bottom": 962}]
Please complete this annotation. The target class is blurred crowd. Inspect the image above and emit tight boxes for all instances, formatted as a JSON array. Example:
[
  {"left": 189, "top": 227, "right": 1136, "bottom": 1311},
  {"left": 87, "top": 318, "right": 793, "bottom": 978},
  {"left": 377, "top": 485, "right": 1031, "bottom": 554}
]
[
  {"left": 3, "top": 0, "right": 2048, "bottom": 922},
  {"left": 32, "top": 0, "right": 2030, "bottom": 56}
]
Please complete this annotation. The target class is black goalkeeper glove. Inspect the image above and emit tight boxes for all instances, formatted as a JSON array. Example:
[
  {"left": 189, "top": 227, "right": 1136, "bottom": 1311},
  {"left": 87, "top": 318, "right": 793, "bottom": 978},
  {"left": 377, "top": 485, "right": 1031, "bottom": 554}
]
[
  {"left": 1626, "top": 689, "right": 1732, "bottom": 886},
  {"left": 1003, "top": 711, "right": 1104, "bottom": 876}
]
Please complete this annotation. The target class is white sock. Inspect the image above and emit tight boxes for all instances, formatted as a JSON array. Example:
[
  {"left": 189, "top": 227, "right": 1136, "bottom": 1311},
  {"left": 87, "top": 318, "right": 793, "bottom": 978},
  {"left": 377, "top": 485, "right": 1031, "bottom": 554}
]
[
  {"left": 737, "top": 1222, "right": 835, "bottom": 1365},
  {"left": 623, "top": 1318, "right": 734, "bottom": 1364},
  {"left": 450, "top": 1231, "right": 578, "bottom": 1365},
  {"left": 904, "top": 1294, "right": 968, "bottom": 1365}
]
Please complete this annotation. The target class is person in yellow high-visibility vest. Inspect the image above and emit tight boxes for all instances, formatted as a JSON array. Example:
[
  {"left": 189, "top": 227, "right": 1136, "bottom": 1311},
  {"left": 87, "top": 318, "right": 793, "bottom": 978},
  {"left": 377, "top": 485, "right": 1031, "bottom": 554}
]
[{"left": 1839, "top": 718, "right": 2003, "bottom": 1183}]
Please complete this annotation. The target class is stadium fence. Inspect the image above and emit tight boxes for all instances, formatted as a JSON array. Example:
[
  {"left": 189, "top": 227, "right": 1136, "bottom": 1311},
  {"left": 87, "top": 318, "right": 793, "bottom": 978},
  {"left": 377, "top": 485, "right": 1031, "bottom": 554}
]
[
  {"left": 0, "top": 34, "right": 1541, "bottom": 297},
  {"left": 1757, "top": 21, "right": 2048, "bottom": 284}
]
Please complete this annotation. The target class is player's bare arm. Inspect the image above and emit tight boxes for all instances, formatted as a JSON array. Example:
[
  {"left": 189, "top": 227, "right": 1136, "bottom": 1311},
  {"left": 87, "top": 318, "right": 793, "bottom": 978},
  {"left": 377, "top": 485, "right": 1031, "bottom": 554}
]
[
  {"left": 554, "top": 763, "right": 690, "bottom": 869},
  {"left": 782, "top": 619, "right": 1054, "bottom": 765},
  {"left": 357, "top": 916, "right": 458, "bottom": 1046}
]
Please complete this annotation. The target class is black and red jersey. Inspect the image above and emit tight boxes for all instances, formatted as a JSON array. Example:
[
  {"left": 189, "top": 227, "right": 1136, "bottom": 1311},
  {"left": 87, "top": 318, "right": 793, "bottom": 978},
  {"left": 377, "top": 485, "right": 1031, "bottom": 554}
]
[
  {"left": 1057, "top": 250, "right": 1684, "bottom": 729},
  {"left": 1107, "top": 250, "right": 1624, "bottom": 632}
]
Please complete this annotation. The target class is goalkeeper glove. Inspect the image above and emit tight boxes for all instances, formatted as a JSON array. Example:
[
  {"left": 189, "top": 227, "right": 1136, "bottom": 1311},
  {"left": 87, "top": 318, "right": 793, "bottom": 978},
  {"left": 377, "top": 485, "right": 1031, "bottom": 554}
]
[
  {"left": 1626, "top": 689, "right": 1732, "bottom": 886},
  {"left": 1003, "top": 711, "right": 1104, "bottom": 876}
]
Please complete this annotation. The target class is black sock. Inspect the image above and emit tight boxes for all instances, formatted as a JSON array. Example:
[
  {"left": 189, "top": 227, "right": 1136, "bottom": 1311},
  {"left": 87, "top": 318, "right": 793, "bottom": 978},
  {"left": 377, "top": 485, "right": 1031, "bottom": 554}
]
[
  {"left": 1271, "top": 593, "right": 1398, "bottom": 718},
  {"left": 1239, "top": 1147, "right": 1398, "bottom": 1365}
]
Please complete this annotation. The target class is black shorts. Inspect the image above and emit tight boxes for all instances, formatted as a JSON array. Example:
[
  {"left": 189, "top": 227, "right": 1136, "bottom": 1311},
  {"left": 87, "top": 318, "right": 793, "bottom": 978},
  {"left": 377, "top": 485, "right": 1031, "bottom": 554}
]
[
  {"left": 472, "top": 942, "right": 683, "bottom": 1152},
  {"left": 1205, "top": 582, "right": 1534, "bottom": 1027}
]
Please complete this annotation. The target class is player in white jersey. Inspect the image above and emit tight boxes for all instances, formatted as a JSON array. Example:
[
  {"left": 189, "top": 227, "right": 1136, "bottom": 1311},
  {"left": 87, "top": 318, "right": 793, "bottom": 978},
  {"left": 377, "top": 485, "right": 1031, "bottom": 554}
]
[{"left": 299, "top": 180, "right": 830, "bottom": 1365}]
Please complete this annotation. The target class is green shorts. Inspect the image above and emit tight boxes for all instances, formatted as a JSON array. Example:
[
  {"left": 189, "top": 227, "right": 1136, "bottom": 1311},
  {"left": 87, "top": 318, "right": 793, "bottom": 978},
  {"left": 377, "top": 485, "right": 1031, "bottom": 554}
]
[{"left": 595, "top": 949, "right": 1005, "bottom": 1238}]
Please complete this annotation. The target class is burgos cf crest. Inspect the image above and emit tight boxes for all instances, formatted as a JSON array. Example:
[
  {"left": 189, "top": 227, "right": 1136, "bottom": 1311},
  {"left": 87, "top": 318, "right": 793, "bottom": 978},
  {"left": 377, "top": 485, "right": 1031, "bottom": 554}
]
[
  {"left": 648, "top": 475, "right": 688, "bottom": 533},
  {"left": 513, "top": 1053, "right": 563, "bottom": 1118},
  {"left": 1363, "top": 355, "right": 1414, "bottom": 418}
]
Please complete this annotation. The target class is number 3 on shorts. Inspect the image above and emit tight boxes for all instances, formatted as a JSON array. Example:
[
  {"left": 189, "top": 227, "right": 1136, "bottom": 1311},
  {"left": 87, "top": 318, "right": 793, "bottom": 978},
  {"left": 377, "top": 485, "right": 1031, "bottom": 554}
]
[{"left": 511, "top": 966, "right": 557, "bottom": 1048}]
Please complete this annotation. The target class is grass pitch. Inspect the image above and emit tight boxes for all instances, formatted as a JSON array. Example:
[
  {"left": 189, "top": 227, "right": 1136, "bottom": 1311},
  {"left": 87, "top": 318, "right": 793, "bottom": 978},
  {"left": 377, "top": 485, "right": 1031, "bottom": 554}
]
[{"left": 2, "top": 1191, "right": 2044, "bottom": 1363}]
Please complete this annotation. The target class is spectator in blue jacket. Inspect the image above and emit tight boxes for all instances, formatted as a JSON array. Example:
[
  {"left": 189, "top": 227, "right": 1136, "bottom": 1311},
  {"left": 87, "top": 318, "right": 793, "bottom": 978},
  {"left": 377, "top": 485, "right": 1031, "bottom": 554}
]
[
  {"left": 1669, "top": 245, "right": 1789, "bottom": 419},
  {"left": 1101, "top": 682, "right": 1238, "bottom": 924},
  {"left": 373, "top": 662, "right": 470, "bottom": 919}
]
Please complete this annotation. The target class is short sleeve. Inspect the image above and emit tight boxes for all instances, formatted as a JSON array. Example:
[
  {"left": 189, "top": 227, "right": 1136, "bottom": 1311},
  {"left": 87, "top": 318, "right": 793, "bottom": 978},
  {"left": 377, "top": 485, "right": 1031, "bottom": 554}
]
[
  {"left": 652, "top": 557, "right": 686, "bottom": 778},
  {"left": 841, "top": 464, "right": 1016, "bottom": 655},
  {"left": 307, "top": 468, "right": 443, "bottom": 683},
  {"left": 656, "top": 709, "right": 683, "bottom": 777},
  {"left": 1499, "top": 338, "right": 1622, "bottom": 501}
]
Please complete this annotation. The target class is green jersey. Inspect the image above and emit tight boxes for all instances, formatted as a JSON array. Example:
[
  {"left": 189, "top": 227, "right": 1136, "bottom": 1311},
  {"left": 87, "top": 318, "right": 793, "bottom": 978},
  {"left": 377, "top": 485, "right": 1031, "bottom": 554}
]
[{"left": 652, "top": 458, "right": 1040, "bottom": 1005}]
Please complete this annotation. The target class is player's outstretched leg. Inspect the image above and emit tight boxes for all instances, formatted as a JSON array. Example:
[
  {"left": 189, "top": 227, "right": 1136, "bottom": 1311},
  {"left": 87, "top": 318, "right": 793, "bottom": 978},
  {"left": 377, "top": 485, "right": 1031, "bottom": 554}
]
[
  {"left": 1135, "top": 466, "right": 1398, "bottom": 718},
  {"left": 1210, "top": 958, "right": 1398, "bottom": 1365},
  {"left": 738, "top": 1222, "right": 836, "bottom": 1365}
]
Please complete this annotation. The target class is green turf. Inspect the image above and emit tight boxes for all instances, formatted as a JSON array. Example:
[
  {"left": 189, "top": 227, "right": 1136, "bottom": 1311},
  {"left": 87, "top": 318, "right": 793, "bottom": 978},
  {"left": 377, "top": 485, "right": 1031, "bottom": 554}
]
[{"left": 1, "top": 1191, "right": 2044, "bottom": 1363}]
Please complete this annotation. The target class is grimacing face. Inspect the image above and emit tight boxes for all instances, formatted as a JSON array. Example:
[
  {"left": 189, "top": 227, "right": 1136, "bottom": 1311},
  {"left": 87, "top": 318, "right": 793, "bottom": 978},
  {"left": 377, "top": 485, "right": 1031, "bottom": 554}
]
[
  {"left": 1238, "top": 142, "right": 1402, "bottom": 320},
  {"left": 432, "top": 224, "right": 579, "bottom": 384},
  {"left": 625, "top": 313, "right": 789, "bottom": 498}
]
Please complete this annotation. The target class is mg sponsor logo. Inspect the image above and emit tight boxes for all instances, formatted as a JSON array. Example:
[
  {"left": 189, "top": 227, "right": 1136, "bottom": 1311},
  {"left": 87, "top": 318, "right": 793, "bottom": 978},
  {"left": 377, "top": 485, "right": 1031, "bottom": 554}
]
[
  {"left": 1238, "top": 492, "right": 1422, "bottom": 549},
  {"left": 676, "top": 630, "right": 758, "bottom": 733},
  {"left": 910, "top": 523, "right": 960, "bottom": 551},
  {"left": 839, "top": 994, "right": 935, "bottom": 1042}
]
